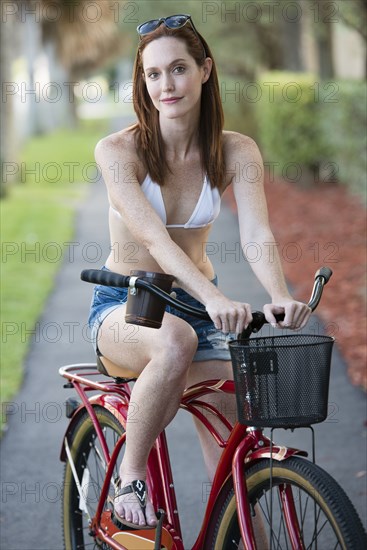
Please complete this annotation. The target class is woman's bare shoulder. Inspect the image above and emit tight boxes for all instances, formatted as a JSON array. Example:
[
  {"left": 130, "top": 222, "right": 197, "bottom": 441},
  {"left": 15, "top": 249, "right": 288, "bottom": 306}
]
[
  {"left": 95, "top": 126, "right": 139, "bottom": 163},
  {"left": 94, "top": 126, "right": 147, "bottom": 182},
  {"left": 221, "top": 131, "right": 264, "bottom": 188},
  {"left": 222, "top": 130, "right": 261, "bottom": 159}
]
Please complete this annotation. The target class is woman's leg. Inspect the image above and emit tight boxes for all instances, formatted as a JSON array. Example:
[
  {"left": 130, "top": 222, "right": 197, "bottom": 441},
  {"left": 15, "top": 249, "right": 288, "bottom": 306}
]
[
  {"left": 97, "top": 305, "right": 198, "bottom": 527},
  {"left": 186, "top": 360, "right": 236, "bottom": 481},
  {"left": 188, "top": 360, "right": 268, "bottom": 547}
]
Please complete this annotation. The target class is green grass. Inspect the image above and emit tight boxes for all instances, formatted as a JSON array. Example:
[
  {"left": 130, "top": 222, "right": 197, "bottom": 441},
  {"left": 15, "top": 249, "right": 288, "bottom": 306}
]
[
  {"left": 20, "top": 118, "right": 109, "bottom": 187},
  {"left": 0, "top": 118, "right": 109, "bottom": 428}
]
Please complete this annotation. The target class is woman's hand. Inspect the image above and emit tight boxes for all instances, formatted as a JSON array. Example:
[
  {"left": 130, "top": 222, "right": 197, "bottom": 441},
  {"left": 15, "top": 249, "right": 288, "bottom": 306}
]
[
  {"left": 263, "top": 300, "right": 311, "bottom": 330},
  {"left": 206, "top": 296, "right": 253, "bottom": 334}
]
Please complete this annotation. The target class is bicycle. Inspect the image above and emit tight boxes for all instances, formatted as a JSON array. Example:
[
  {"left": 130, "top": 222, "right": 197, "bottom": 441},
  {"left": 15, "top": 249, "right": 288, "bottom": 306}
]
[{"left": 60, "top": 266, "right": 366, "bottom": 550}]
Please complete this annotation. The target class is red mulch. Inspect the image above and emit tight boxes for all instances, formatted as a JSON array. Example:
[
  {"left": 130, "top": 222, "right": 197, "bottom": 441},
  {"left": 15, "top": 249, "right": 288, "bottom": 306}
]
[{"left": 224, "top": 172, "right": 367, "bottom": 391}]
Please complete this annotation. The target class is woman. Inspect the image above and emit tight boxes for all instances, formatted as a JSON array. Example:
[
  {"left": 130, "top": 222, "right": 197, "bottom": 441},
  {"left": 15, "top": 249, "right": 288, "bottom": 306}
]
[{"left": 89, "top": 14, "right": 311, "bottom": 530}]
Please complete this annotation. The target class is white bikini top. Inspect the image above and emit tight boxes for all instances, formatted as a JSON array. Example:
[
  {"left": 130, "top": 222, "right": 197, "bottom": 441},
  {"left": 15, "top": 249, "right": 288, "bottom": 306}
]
[{"left": 112, "top": 173, "right": 221, "bottom": 229}]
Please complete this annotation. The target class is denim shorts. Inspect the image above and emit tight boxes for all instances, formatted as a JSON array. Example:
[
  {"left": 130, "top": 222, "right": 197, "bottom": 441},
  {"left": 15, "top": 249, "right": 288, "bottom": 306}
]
[{"left": 88, "top": 266, "right": 233, "bottom": 362}]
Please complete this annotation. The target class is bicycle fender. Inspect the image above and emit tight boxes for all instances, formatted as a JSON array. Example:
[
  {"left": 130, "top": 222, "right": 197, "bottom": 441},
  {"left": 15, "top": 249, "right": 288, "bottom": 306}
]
[
  {"left": 247, "top": 445, "right": 307, "bottom": 463},
  {"left": 199, "top": 445, "right": 308, "bottom": 549},
  {"left": 91, "top": 394, "right": 129, "bottom": 426},
  {"left": 59, "top": 395, "right": 128, "bottom": 462}
]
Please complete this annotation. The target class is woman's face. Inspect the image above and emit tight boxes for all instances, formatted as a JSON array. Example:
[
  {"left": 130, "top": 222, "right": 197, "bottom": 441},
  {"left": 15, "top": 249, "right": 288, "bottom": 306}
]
[{"left": 141, "top": 36, "right": 212, "bottom": 120}]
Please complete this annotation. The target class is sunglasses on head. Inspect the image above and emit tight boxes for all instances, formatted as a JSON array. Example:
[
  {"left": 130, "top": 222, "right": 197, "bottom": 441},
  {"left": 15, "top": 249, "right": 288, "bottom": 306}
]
[{"left": 137, "top": 14, "right": 206, "bottom": 58}]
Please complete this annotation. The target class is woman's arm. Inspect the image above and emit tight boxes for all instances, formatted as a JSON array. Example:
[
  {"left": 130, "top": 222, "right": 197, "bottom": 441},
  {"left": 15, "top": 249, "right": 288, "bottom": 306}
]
[
  {"left": 95, "top": 132, "right": 252, "bottom": 332},
  {"left": 229, "top": 133, "right": 311, "bottom": 329}
]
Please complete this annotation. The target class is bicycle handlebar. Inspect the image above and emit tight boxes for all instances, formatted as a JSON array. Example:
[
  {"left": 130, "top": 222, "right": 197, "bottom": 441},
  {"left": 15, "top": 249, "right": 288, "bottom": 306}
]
[{"left": 81, "top": 266, "right": 332, "bottom": 337}]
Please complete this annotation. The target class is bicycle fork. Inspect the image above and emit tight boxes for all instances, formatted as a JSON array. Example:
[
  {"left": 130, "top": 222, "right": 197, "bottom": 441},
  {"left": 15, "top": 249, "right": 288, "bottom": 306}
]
[
  {"left": 232, "top": 431, "right": 259, "bottom": 549},
  {"left": 232, "top": 428, "right": 308, "bottom": 550}
]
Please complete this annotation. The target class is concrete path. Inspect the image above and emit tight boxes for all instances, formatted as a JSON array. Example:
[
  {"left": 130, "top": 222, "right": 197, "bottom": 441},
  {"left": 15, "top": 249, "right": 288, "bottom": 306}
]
[{"left": 1, "top": 156, "right": 366, "bottom": 549}]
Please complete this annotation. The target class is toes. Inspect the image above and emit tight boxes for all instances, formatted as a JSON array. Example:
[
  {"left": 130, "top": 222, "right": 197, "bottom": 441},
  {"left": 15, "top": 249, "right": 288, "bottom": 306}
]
[
  {"left": 115, "top": 481, "right": 156, "bottom": 527},
  {"left": 114, "top": 502, "right": 125, "bottom": 519},
  {"left": 138, "top": 510, "right": 146, "bottom": 526},
  {"left": 146, "top": 503, "right": 157, "bottom": 526},
  {"left": 148, "top": 517, "right": 157, "bottom": 526},
  {"left": 124, "top": 508, "right": 132, "bottom": 523},
  {"left": 115, "top": 500, "right": 150, "bottom": 527},
  {"left": 131, "top": 511, "right": 140, "bottom": 526}
]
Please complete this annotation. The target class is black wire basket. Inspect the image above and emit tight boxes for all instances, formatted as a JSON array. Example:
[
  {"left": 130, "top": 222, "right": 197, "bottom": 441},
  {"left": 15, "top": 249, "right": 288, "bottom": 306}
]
[{"left": 229, "top": 334, "right": 334, "bottom": 428}]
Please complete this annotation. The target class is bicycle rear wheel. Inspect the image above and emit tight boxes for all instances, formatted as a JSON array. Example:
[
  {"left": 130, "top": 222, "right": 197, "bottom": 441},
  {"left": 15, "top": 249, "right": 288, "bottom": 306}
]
[
  {"left": 62, "top": 406, "right": 125, "bottom": 550},
  {"left": 211, "top": 456, "right": 366, "bottom": 549}
]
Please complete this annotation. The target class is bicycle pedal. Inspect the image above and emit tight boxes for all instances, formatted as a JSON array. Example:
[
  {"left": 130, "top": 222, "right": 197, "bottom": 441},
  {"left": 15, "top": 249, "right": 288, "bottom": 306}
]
[
  {"left": 112, "top": 529, "right": 169, "bottom": 549},
  {"left": 111, "top": 509, "right": 171, "bottom": 550},
  {"left": 154, "top": 509, "right": 166, "bottom": 550}
]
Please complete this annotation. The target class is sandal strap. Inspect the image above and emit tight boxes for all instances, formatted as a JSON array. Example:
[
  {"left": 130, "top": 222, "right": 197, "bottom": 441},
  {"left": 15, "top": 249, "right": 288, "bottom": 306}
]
[{"left": 114, "top": 479, "right": 147, "bottom": 509}]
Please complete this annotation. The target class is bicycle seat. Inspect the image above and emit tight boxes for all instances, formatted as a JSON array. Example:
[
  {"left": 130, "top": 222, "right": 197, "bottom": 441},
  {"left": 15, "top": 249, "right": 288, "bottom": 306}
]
[{"left": 97, "top": 354, "right": 138, "bottom": 379}]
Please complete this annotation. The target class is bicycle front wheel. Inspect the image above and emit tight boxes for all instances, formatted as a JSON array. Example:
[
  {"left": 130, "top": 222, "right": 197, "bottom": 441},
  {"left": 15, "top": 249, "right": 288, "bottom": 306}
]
[
  {"left": 211, "top": 456, "right": 366, "bottom": 550},
  {"left": 62, "top": 406, "right": 125, "bottom": 550}
]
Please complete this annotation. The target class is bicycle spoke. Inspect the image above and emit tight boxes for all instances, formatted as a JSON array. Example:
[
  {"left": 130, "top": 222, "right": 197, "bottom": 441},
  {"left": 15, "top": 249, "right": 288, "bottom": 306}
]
[
  {"left": 309, "top": 505, "right": 324, "bottom": 549},
  {"left": 210, "top": 444, "right": 363, "bottom": 549},
  {"left": 270, "top": 487, "right": 289, "bottom": 550},
  {"left": 82, "top": 434, "right": 115, "bottom": 515},
  {"left": 306, "top": 515, "right": 338, "bottom": 550},
  {"left": 277, "top": 487, "right": 290, "bottom": 550},
  {"left": 299, "top": 488, "right": 310, "bottom": 539},
  {"left": 93, "top": 438, "right": 107, "bottom": 471},
  {"left": 256, "top": 490, "right": 284, "bottom": 548},
  {"left": 63, "top": 410, "right": 125, "bottom": 549}
]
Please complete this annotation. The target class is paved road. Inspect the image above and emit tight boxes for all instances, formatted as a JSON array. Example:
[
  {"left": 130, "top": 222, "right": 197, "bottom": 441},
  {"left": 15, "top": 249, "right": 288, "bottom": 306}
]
[{"left": 1, "top": 158, "right": 366, "bottom": 549}]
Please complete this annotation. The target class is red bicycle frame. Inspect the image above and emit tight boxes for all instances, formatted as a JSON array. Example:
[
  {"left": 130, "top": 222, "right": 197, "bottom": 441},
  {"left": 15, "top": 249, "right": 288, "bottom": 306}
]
[{"left": 60, "top": 363, "right": 307, "bottom": 550}]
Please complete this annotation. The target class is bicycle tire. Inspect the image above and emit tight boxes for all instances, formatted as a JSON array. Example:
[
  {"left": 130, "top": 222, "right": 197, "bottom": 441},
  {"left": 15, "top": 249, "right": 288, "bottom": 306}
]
[
  {"left": 210, "top": 456, "right": 366, "bottom": 550},
  {"left": 62, "top": 406, "right": 125, "bottom": 550}
]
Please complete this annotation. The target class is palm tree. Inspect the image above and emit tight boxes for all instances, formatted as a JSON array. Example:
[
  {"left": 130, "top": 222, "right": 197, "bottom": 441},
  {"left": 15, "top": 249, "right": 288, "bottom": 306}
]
[
  {"left": 0, "top": 0, "right": 127, "bottom": 196},
  {"left": 40, "top": 0, "right": 127, "bottom": 126},
  {"left": 41, "top": 0, "right": 126, "bottom": 77}
]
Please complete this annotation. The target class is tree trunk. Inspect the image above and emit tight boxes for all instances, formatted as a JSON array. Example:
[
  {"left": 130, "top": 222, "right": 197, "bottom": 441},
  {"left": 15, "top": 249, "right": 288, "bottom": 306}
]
[
  {"left": 44, "top": 39, "right": 79, "bottom": 130},
  {"left": 23, "top": 11, "right": 44, "bottom": 137},
  {"left": 0, "top": 10, "right": 18, "bottom": 197},
  {"left": 314, "top": 0, "right": 335, "bottom": 79},
  {"left": 280, "top": 0, "right": 304, "bottom": 71}
]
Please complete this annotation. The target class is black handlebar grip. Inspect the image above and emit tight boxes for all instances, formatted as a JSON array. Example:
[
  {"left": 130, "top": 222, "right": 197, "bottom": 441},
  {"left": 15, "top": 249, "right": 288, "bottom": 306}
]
[
  {"left": 274, "top": 312, "right": 285, "bottom": 323},
  {"left": 80, "top": 269, "right": 130, "bottom": 288},
  {"left": 315, "top": 266, "right": 333, "bottom": 283}
]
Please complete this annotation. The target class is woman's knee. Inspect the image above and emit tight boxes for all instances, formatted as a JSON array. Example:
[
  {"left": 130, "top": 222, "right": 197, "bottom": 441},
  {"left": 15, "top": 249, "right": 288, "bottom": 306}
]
[{"left": 157, "top": 319, "right": 198, "bottom": 369}]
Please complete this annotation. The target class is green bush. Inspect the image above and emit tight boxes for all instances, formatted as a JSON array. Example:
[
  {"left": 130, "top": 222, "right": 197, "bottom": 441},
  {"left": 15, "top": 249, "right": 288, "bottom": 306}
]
[
  {"left": 319, "top": 79, "right": 367, "bottom": 201},
  {"left": 255, "top": 71, "right": 366, "bottom": 199},
  {"left": 220, "top": 75, "right": 258, "bottom": 139},
  {"left": 255, "top": 71, "right": 331, "bottom": 183}
]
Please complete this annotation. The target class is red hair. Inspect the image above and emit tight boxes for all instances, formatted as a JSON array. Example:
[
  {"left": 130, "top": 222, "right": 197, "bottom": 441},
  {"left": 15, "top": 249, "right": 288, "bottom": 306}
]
[{"left": 129, "top": 23, "right": 226, "bottom": 190}]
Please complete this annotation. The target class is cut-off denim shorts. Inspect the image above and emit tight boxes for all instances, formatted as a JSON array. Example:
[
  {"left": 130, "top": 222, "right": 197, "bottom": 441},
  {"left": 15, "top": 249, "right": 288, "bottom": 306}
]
[{"left": 88, "top": 266, "right": 233, "bottom": 362}]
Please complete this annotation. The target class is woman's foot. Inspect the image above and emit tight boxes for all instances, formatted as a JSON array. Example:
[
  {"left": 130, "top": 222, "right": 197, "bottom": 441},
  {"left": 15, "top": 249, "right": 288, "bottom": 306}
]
[{"left": 113, "top": 475, "right": 157, "bottom": 529}]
